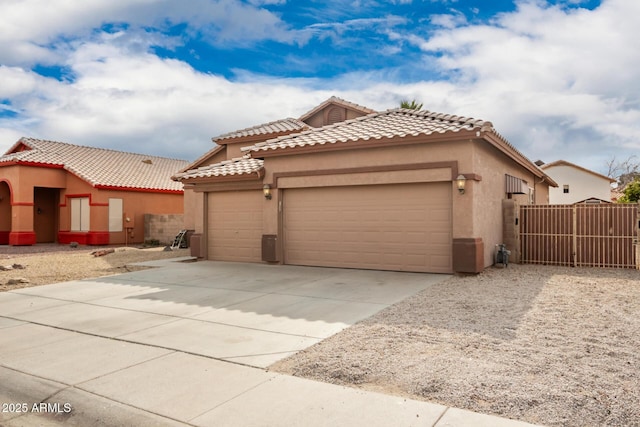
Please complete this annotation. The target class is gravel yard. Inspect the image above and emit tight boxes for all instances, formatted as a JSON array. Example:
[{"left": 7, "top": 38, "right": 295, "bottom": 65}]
[
  {"left": 271, "top": 264, "right": 640, "bottom": 427},
  {"left": 0, "top": 244, "right": 189, "bottom": 291}
]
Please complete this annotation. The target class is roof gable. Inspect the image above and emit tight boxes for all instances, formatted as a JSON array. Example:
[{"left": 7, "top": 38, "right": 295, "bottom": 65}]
[
  {"left": 298, "top": 96, "right": 376, "bottom": 125},
  {"left": 245, "top": 108, "right": 488, "bottom": 154},
  {"left": 0, "top": 138, "right": 189, "bottom": 192},
  {"left": 173, "top": 155, "right": 264, "bottom": 182},
  {"left": 541, "top": 160, "right": 615, "bottom": 183}
]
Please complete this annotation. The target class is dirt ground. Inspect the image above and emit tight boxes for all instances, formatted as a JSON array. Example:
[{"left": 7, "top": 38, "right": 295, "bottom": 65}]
[
  {"left": 0, "top": 244, "right": 190, "bottom": 291},
  {"left": 272, "top": 264, "right": 640, "bottom": 427}
]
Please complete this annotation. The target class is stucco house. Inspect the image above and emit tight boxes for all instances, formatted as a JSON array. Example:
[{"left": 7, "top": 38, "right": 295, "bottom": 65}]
[
  {"left": 174, "top": 97, "right": 556, "bottom": 274},
  {"left": 0, "top": 138, "right": 188, "bottom": 246},
  {"left": 540, "top": 160, "right": 615, "bottom": 204}
]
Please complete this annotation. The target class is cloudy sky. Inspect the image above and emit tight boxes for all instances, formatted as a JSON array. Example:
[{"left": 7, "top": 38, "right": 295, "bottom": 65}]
[{"left": 0, "top": 0, "right": 637, "bottom": 175}]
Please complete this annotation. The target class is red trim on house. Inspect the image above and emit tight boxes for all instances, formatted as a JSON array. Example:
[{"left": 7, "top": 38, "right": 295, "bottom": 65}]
[
  {"left": 59, "top": 193, "right": 108, "bottom": 207},
  {"left": 9, "top": 231, "right": 36, "bottom": 246},
  {"left": 58, "top": 231, "right": 110, "bottom": 245},
  {"left": 0, "top": 161, "right": 65, "bottom": 169},
  {"left": 11, "top": 202, "right": 35, "bottom": 206},
  {"left": 94, "top": 184, "right": 183, "bottom": 194},
  {"left": 0, "top": 231, "right": 9, "bottom": 245}
]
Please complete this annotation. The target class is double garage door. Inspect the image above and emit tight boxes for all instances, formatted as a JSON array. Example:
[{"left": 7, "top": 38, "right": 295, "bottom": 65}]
[{"left": 207, "top": 183, "right": 452, "bottom": 273}]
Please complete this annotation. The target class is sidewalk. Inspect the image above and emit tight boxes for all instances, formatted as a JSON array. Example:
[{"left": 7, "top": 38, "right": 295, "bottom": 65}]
[{"left": 1, "top": 320, "right": 541, "bottom": 427}]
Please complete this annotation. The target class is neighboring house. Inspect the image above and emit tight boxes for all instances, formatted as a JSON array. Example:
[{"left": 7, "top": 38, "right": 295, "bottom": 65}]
[
  {"left": 174, "top": 97, "right": 556, "bottom": 274},
  {"left": 540, "top": 160, "right": 616, "bottom": 204},
  {"left": 0, "top": 138, "right": 188, "bottom": 246}
]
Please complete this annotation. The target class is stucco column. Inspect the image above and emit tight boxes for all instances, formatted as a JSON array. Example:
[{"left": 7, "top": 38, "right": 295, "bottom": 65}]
[
  {"left": 262, "top": 185, "right": 280, "bottom": 263},
  {"left": 9, "top": 204, "right": 36, "bottom": 245},
  {"left": 451, "top": 178, "right": 484, "bottom": 273}
]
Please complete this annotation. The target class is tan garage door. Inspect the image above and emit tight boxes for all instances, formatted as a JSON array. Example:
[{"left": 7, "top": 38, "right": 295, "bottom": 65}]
[
  {"left": 207, "top": 191, "right": 262, "bottom": 262},
  {"left": 284, "top": 183, "right": 452, "bottom": 273}
]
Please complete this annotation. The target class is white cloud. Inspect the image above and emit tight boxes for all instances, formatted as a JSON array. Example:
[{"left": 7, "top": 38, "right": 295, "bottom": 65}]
[
  {"left": 0, "top": 0, "right": 304, "bottom": 67},
  {"left": 395, "top": 0, "right": 640, "bottom": 173}
]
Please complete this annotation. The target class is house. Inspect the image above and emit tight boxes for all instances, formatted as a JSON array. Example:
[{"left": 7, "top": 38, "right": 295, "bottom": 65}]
[
  {"left": 174, "top": 97, "right": 556, "bottom": 274},
  {"left": 540, "top": 160, "right": 616, "bottom": 204},
  {"left": 0, "top": 138, "right": 188, "bottom": 246}
]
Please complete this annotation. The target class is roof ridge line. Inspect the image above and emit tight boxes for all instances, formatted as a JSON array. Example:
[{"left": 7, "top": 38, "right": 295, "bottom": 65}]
[{"left": 19, "top": 137, "right": 187, "bottom": 162}]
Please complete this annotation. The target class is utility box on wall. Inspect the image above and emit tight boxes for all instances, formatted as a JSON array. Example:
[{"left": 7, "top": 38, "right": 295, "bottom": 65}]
[{"left": 262, "top": 234, "right": 278, "bottom": 262}]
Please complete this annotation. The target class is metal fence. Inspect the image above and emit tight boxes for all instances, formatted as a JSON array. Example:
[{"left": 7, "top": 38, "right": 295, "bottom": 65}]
[{"left": 520, "top": 204, "right": 639, "bottom": 268}]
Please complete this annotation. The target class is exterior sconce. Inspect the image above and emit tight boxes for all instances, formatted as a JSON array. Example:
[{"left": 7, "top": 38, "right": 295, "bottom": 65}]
[
  {"left": 263, "top": 184, "right": 272, "bottom": 200},
  {"left": 456, "top": 174, "right": 466, "bottom": 194}
]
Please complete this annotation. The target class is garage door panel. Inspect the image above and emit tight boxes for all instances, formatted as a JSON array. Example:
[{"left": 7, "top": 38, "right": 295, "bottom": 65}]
[
  {"left": 284, "top": 183, "right": 452, "bottom": 273},
  {"left": 207, "top": 191, "right": 262, "bottom": 262}
]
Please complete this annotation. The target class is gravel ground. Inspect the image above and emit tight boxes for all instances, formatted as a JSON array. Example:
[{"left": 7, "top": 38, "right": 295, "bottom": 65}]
[
  {"left": 0, "top": 244, "right": 190, "bottom": 291},
  {"left": 271, "top": 264, "right": 640, "bottom": 427}
]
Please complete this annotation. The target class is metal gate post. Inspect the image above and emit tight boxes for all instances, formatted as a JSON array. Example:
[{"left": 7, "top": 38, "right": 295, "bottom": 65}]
[
  {"left": 572, "top": 205, "right": 577, "bottom": 267},
  {"left": 636, "top": 202, "right": 640, "bottom": 270}
]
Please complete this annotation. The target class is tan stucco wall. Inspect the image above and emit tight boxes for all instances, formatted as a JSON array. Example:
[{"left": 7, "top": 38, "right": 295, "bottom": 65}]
[{"left": 471, "top": 141, "right": 550, "bottom": 267}]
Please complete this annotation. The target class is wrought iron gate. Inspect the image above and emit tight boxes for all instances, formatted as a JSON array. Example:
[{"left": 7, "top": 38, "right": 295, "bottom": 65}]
[{"left": 520, "top": 204, "right": 639, "bottom": 268}]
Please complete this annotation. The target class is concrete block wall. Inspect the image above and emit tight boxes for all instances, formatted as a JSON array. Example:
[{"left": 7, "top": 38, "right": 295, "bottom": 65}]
[{"left": 144, "top": 214, "right": 185, "bottom": 245}]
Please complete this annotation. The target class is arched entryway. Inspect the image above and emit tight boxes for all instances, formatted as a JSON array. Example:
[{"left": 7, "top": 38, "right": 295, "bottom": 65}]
[{"left": 0, "top": 181, "right": 12, "bottom": 244}]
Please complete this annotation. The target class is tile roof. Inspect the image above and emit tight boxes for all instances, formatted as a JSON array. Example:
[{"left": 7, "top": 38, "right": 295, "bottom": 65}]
[
  {"left": 244, "top": 108, "right": 489, "bottom": 153},
  {"left": 298, "top": 96, "right": 376, "bottom": 122},
  {"left": 172, "top": 156, "right": 264, "bottom": 181},
  {"left": 0, "top": 138, "right": 188, "bottom": 192},
  {"left": 213, "top": 118, "right": 308, "bottom": 143},
  {"left": 178, "top": 144, "right": 225, "bottom": 174}
]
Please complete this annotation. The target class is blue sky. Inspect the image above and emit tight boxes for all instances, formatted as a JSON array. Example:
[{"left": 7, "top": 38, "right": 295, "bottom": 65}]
[{"left": 0, "top": 0, "right": 637, "bottom": 175}]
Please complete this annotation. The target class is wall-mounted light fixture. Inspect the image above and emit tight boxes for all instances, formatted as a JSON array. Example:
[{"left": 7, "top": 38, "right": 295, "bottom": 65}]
[
  {"left": 456, "top": 174, "right": 466, "bottom": 194},
  {"left": 263, "top": 184, "right": 272, "bottom": 200}
]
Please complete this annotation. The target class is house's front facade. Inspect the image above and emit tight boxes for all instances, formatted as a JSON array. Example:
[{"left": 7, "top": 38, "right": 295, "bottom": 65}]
[
  {"left": 541, "top": 160, "right": 615, "bottom": 204},
  {"left": 175, "top": 97, "right": 555, "bottom": 274},
  {"left": 0, "top": 138, "right": 187, "bottom": 246}
]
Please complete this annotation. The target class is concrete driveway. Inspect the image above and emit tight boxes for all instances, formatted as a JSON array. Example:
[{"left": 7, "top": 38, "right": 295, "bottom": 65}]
[{"left": 0, "top": 259, "right": 538, "bottom": 427}]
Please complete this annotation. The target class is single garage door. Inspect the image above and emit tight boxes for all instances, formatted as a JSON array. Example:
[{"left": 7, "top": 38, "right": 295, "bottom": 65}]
[
  {"left": 207, "top": 191, "right": 262, "bottom": 262},
  {"left": 284, "top": 183, "right": 452, "bottom": 273}
]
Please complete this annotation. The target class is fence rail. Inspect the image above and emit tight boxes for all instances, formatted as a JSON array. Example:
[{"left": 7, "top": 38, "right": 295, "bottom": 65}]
[{"left": 520, "top": 204, "right": 639, "bottom": 268}]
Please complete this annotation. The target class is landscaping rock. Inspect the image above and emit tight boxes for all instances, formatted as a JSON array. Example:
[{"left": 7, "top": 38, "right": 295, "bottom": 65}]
[
  {"left": 90, "top": 248, "right": 115, "bottom": 257},
  {"left": 7, "top": 278, "right": 29, "bottom": 285}
]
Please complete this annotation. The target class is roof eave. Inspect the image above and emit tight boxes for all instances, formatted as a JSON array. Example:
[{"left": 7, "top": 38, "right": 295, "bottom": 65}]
[
  {"left": 481, "top": 132, "right": 559, "bottom": 187},
  {"left": 176, "top": 167, "right": 265, "bottom": 184}
]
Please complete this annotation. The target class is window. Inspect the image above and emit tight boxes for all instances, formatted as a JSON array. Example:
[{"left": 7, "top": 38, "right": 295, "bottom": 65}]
[
  {"left": 563, "top": 185, "right": 570, "bottom": 194},
  {"left": 70, "top": 198, "right": 90, "bottom": 231},
  {"left": 108, "top": 199, "right": 123, "bottom": 232}
]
